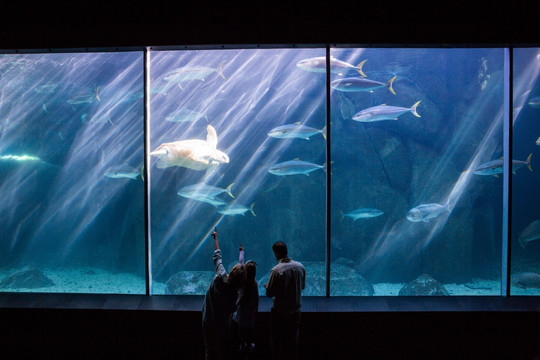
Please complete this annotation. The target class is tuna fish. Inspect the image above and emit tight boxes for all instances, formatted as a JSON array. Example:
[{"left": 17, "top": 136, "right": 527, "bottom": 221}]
[
  {"left": 331, "top": 76, "right": 397, "bottom": 94},
  {"left": 178, "top": 183, "right": 235, "bottom": 200},
  {"left": 104, "top": 165, "right": 141, "bottom": 180},
  {"left": 406, "top": 203, "right": 450, "bottom": 223},
  {"left": 218, "top": 203, "right": 256, "bottom": 216},
  {"left": 518, "top": 219, "right": 540, "bottom": 249},
  {"left": 164, "top": 61, "right": 226, "bottom": 90},
  {"left": 528, "top": 96, "right": 540, "bottom": 109},
  {"left": 267, "top": 123, "right": 326, "bottom": 140},
  {"left": 512, "top": 272, "right": 540, "bottom": 289},
  {"left": 473, "top": 153, "right": 532, "bottom": 176},
  {"left": 268, "top": 160, "right": 325, "bottom": 176},
  {"left": 296, "top": 57, "right": 367, "bottom": 77},
  {"left": 341, "top": 208, "right": 383, "bottom": 221},
  {"left": 352, "top": 101, "right": 421, "bottom": 122}
]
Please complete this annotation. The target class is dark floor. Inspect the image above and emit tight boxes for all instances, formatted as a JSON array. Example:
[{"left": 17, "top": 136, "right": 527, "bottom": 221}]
[{"left": 1, "top": 307, "right": 540, "bottom": 359}]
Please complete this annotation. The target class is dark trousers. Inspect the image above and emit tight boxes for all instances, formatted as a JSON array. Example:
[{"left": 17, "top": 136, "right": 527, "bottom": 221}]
[
  {"left": 269, "top": 310, "right": 301, "bottom": 360},
  {"left": 203, "top": 324, "right": 232, "bottom": 360}
]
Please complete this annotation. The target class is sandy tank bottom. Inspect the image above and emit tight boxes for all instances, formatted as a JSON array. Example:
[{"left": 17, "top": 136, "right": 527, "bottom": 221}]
[{"left": 0, "top": 267, "right": 537, "bottom": 296}]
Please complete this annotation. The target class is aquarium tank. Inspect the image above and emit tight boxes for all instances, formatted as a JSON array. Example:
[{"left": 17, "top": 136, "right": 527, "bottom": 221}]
[
  {"left": 511, "top": 48, "right": 540, "bottom": 295},
  {"left": 0, "top": 46, "right": 537, "bottom": 297}
]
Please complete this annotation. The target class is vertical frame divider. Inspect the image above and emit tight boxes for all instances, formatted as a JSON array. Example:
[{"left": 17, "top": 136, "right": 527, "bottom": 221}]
[
  {"left": 144, "top": 47, "right": 153, "bottom": 295},
  {"left": 325, "top": 45, "right": 332, "bottom": 298},
  {"left": 502, "top": 47, "right": 512, "bottom": 297}
]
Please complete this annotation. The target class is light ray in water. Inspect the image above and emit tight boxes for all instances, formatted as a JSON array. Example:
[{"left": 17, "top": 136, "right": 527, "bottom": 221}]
[
  {"left": 150, "top": 48, "right": 327, "bottom": 273},
  {"left": 361, "top": 63, "right": 504, "bottom": 268},
  {"left": 512, "top": 50, "right": 540, "bottom": 123}
]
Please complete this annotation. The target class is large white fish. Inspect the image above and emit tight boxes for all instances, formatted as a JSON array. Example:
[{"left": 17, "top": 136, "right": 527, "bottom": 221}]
[
  {"left": 150, "top": 125, "right": 229, "bottom": 177},
  {"left": 352, "top": 101, "right": 421, "bottom": 122},
  {"left": 268, "top": 160, "right": 325, "bottom": 176},
  {"left": 296, "top": 57, "right": 367, "bottom": 77},
  {"left": 341, "top": 208, "right": 383, "bottom": 221},
  {"left": 406, "top": 203, "right": 450, "bottom": 223},
  {"left": 267, "top": 123, "right": 326, "bottom": 140},
  {"left": 218, "top": 203, "right": 256, "bottom": 216},
  {"left": 178, "top": 191, "right": 228, "bottom": 207}
]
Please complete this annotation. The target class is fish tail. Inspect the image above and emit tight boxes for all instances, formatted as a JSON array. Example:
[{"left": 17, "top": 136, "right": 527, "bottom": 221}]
[
  {"left": 226, "top": 183, "right": 235, "bottom": 198},
  {"left": 356, "top": 60, "right": 367, "bottom": 77},
  {"left": 410, "top": 101, "right": 421, "bottom": 117},
  {"left": 321, "top": 125, "right": 327, "bottom": 140},
  {"left": 387, "top": 76, "right": 397, "bottom": 95},
  {"left": 519, "top": 237, "right": 527, "bottom": 249},
  {"left": 527, "top": 153, "right": 533, "bottom": 172},
  {"left": 217, "top": 60, "right": 227, "bottom": 80},
  {"left": 249, "top": 203, "right": 256, "bottom": 217},
  {"left": 95, "top": 85, "right": 101, "bottom": 102}
]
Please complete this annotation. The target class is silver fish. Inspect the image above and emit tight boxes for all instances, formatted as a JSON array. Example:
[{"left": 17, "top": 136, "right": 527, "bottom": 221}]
[
  {"left": 512, "top": 272, "right": 540, "bottom": 289},
  {"left": 267, "top": 124, "right": 326, "bottom": 140},
  {"left": 178, "top": 183, "right": 235, "bottom": 199},
  {"left": 164, "top": 61, "right": 226, "bottom": 89},
  {"left": 331, "top": 76, "right": 397, "bottom": 94},
  {"left": 518, "top": 220, "right": 540, "bottom": 249},
  {"left": 406, "top": 203, "right": 450, "bottom": 223},
  {"left": 296, "top": 57, "right": 367, "bottom": 76},
  {"left": 352, "top": 101, "right": 421, "bottom": 122},
  {"left": 268, "top": 160, "right": 325, "bottom": 176},
  {"left": 104, "top": 165, "right": 141, "bottom": 180},
  {"left": 528, "top": 96, "right": 540, "bottom": 109},
  {"left": 341, "top": 208, "right": 383, "bottom": 221},
  {"left": 66, "top": 86, "right": 101, "bottom": 105},
  {"left": 473, "top": 154, "right": 532, "bottom": 176},
  {"left": 218, "top": 203, "right": 256, "bottom": 216},
  {"left": 177, "top": 191, "right": 228, "bottom": 207}
]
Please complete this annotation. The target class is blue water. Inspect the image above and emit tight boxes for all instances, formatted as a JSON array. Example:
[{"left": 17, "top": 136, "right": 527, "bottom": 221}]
[{"left": 2, "top": 47, "right": 539, "bottom": 296}]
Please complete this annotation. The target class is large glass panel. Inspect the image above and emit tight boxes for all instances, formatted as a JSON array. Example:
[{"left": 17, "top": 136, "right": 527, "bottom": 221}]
[
  {"left": 511, "top": 48, "right": 540, "bottom": 295},
  {"left": 149, "top": 48, "right": 326, "bottom": 295},
  {"left": 330, "top": 48, "right": 503, "bottom": 295},
  {"left": 0, "top": 52, "right": 145, "bottom": 293}
]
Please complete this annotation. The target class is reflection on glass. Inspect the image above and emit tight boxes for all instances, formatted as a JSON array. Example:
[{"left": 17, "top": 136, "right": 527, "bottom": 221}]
[
  {"left": 330, "top": 48, "right": 503, "bottom": 295},
  {"left": 0, "top": 52, "right": 146, "bottom": 293},
  {"left": 511, "top": 48, "right": 540, "bottom": 295},
  {"left": 149, "top": 49, "right": 326, "bottom": 295}
]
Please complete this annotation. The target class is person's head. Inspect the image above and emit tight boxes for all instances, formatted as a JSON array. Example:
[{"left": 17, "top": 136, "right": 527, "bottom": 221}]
[
  {"left": 227, "top": 263, "right": 246, "bottom": 289},
  {"left": 272, "top": 241, "right": 288, "bottom": 261},
  {"left": 245, "top": 260, "right": 257, "bottom": 283}
]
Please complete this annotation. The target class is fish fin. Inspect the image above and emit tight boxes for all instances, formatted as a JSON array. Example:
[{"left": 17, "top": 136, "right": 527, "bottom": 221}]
[
  {"left": 387, "top": 76, "right": 397, "bottom": 95},
  {"left": 206, "top": 125, "right": 218, "bottom": 149},
  {"left": 177, "top": 83, "right": 185, "bottom": 91},
  {"left": 294, "top": 158, "right": 300, "bottom": 161},
  {"left": 95, "top": 85, "right": 101, "bottom": 102},
  {"left": 519, "top": 237, "right": 527, "bottom": 249},
  {"left": 249, "top": 203, "right": 256, "bottom": 217},
  {"left": 339, "top": 210, "right": 344, "bottom": 222},
  {"left": 294, "top": 121, "right": 301, "bottom": 125},
  {"left": 226, "top": 183, "right": 235, "bottom": 198},
  {"left": 410, "top": 101, "right": 421, "bottom": 117},
  {"left": 493, "top": 174, "right": 499, "bottom": 178},
  {"left": 527, "top": 153, "right": 533, "bottom": 172},
  {"left": 217, "top": 60, "right": 227, "bottom": 80},
  {"left": 205, "top": 163, "right": 219, "bottom": 179},
  {"left": 356, "top": 59, "right": 367, "bottom": 77},
  {"left": 321, "top": 126, "right": 327, "bottom": 140},
  {"left": 305, "top": 137, "right": 310, "bottom": 140}
]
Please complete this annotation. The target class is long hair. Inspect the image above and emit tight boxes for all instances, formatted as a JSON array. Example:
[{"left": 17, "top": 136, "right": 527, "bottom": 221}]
[{"left": 227, "top": 263, "right": 246, "bottom": 288}]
